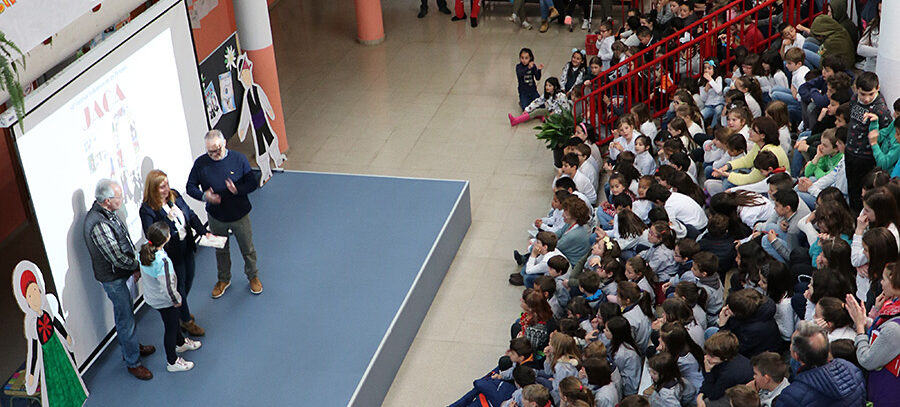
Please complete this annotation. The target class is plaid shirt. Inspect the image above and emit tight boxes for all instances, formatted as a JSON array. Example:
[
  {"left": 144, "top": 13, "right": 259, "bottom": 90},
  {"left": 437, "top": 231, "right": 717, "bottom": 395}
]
[{"left": 89, "top": 206, "right": 138, "bottom": 271}]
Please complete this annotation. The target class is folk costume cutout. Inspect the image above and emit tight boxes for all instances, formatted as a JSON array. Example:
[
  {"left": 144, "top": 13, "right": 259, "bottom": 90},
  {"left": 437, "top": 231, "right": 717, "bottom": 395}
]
[
  {"left": 12, "top": 261, "right": 88, "bottom": 407},
  {"left": 235, "top": 53, "right": 286, "bottom": 187}
]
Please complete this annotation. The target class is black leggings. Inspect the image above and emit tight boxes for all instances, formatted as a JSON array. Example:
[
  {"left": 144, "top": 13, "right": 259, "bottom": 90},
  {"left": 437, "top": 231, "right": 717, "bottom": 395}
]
[{"left": 158, "top": 306, "right": 186, "bottom": 364}]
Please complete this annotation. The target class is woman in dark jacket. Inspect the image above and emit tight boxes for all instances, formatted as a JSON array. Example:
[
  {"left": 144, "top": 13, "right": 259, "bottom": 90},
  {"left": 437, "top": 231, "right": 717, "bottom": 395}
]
[
  {"left": 140, "top": 169, "right": 209, "bottom": 336},
  {"left": 719, "top": 288, "right": 784, "bottom": 357}
]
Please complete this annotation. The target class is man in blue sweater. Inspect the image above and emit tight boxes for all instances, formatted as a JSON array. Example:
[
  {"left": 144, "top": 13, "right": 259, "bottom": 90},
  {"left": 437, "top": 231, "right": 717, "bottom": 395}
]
[{"left": 186, "top": 130, "right": 262, "bottom": 298}]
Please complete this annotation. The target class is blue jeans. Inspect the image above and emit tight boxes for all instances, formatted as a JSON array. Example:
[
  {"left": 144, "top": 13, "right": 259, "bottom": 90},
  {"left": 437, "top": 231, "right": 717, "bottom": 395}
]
[
  {"left": 596, "top": 209, "right": 615, "bottom": 231},
  {"left": 759, "top": 222, "right": 788, "bottom": 262},
  {"left": 770, "top": 87, "right": 803, "bottom": 125},
  {"left": 704, "top": 164, "right": 715, "bottom": 179},
  {"left": 701, "top": 104, "right": 723, "bottom": 128},
  {"left": 101, "top": 277, "right": 141, "bottom": 368},
  {"left": 791, "top": 145, "right": 808, "bottom": 178},
  {"left": 797, "top": 189, "right": 817, "bottom": 210},
  {"left": 802, "top": 42, "right": 821, "bottom": 69},
  {"left": 540, "top": 0, "right": 552, "bottom": 19},
  {"left": 520, "top": 263, "right": 542, "bottom": 288}
]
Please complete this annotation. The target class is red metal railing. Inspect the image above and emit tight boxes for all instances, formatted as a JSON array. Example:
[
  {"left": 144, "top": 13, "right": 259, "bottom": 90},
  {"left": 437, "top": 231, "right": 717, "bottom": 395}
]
[{"left": 575, "top": 0, "right": 826, "bottom": 140}]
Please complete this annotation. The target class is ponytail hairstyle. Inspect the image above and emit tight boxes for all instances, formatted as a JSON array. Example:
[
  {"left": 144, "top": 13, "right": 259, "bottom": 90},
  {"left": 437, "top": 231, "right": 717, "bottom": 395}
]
[
  {"left": 559, "top": 376, "right": 596, "bottom": 406},
  {"left": 140, "top": 221, "right": 170, "bottom": 266},
  {"left": 675, "top": 281, "right": 708, "bottom": 309},
  {"left": 650, "top": 221, "right": 676, "bottom": 249},
  {"left": 606, "top": 316, "right": 641, "bottom": 357},
  {"left": 667, "top": 117, "right": 690, "bottom": 138},
  {"left": 735, "top": 76, "right": 763, "bottom": 109},
  {"left": 601, "top": 258, "right": 626, "bottom": 282},
  {"left": 627, "top": 256, "right": 659, "bottom": 285},
  {"left": 649, "top": 352, "right": 684, "bottom": 391},
  {"left": 816, "top": 296, "right": 853, "bottom": 332},
  {"left": 618, "top": 280, "right": 654, "bottom": 319},
  {"left": 660, "top": 322, "right": 705, "bottom": 372}
]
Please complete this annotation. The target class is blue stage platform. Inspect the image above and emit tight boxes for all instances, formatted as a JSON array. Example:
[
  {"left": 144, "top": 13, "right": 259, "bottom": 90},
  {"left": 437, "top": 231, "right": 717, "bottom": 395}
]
[{"left": 81, "top": 171, "right": 470, "bottom": 406}]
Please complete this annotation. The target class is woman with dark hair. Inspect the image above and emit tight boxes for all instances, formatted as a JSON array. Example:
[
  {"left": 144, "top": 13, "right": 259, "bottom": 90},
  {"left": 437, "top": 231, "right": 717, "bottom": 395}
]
[
  {"left": 556, "top": 196, "right": 592, "bottom": 267},
  {"left": 712, "top": 117, "right": 790, "bottom": 188}
]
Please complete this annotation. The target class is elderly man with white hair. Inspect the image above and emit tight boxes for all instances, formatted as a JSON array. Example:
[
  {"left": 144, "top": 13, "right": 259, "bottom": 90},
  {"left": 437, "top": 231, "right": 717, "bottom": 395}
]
[
  {"left": 83, "top": 178, "right": 155, "bottom": 380},
  {"left": 186, "top": 130, "right": 262, "bottom": 298}
]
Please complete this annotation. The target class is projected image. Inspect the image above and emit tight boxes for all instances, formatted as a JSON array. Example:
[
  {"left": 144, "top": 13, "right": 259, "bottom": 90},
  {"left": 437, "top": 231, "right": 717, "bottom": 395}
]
[{"left": 15, "top": 27, "right": 201, "bottom": 365}]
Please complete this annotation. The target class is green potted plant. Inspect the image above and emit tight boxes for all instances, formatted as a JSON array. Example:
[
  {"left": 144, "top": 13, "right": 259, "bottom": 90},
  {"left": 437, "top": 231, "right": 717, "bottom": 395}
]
[
  {"left": 534, "top": 108, "right": 577, "bottom": 168},
  {"left": 0, "top": 31, "right": 26, "bottom": 129}
]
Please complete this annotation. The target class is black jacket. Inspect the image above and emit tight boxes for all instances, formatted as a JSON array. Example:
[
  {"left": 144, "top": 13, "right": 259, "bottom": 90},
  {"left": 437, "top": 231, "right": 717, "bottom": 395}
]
[
  {"left": 723, "top": 297, "right": 784, "bottom": 358},
  {"left": 700, "top": 354, "right": 753, "bottom": 401}
]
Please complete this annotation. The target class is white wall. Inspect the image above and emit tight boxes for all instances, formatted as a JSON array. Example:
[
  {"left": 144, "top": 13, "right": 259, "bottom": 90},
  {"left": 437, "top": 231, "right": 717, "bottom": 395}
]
[{"left": 877, "top": 0, "right": 900, "bottom": 106}]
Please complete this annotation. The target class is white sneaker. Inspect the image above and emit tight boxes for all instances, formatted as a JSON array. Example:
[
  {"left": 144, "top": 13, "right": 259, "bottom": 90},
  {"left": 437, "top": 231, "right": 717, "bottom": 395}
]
[
  {"left": 581, "top": 19, "right": 590, "bottom": 30},
  {"left": 175, "top": 338, "right": 202, "bottom": 353},
  {"left": 167, "top": 357, "right": 194, "bottom": 372},
  {"left": 508, "top": 13, "right": 518, "bottom": 23},
  {"left": 521, "top": 20, "right": 533, "bottom": 29}
]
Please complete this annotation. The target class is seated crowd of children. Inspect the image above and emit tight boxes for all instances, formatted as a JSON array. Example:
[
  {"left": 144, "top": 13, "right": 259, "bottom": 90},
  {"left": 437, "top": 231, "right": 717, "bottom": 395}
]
[{"left": 458, "top": 1, "right": 900, "bottom": 406}]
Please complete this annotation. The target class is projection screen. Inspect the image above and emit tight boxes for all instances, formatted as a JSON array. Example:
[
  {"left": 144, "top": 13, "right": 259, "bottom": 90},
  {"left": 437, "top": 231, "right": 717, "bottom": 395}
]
[{"left": 10, "top": 0, "right": 209, "bottom": 370}]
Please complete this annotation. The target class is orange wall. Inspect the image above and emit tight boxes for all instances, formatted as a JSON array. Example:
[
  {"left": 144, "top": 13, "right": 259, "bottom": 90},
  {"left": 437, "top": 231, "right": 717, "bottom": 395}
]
[
  {"left": 192, "top": 0, "right": 237, "bottom": 62},
  {"left": 0, "top": 129, "right": 28, "bottom": 241}
]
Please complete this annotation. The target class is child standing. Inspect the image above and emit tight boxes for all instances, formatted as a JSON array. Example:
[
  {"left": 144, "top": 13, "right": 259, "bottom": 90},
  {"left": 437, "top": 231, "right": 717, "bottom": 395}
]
[
  {"left": 515, "top": 48, "right": 544, "bottom": 111},
  {"left": 139, "top": 221, "right": 200, "bottom": 373},
  {"left": 596, "top": 21, "right": 616, "bottom": 70}
]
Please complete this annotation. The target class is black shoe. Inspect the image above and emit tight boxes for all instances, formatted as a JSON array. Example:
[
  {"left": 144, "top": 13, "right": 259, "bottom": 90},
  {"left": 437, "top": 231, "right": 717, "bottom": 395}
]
[
  {"left": 513, "top": 250, "right": 525, "bottom": 266},
  {"left": 452, "top": 14, "right": 466, "bottom": 21},
  {"left": 418, "top": 7, "right": 427, "bottom": 18},
  {"left": 470, "top": 17, "right": 478, "bottom": 27},
  {"left": 438, "top": 6, "right": 451, "bottom": 14},
  {"left": 509, "top": 273, "right": 524, "bottom": 286}
]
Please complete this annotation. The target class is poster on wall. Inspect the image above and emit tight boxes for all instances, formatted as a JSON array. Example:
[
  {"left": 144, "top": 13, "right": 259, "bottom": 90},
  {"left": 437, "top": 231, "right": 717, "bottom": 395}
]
[
  {"left": 0, "top": 0, "right": 100, "bottom": 53},
  {"left": 198, "top": 32, "right": 243, "bottom": 138}
]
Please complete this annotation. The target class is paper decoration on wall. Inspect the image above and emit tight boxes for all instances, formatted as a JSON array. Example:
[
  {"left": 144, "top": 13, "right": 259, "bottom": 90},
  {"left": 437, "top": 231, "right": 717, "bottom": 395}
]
[
  {"left": 219, "top": 72, "right": 236, "bottom": 114},
  {"left": 233, "top": 53, "right": 286, "bottom": 186},
  {"left": 12, "top": 260, "right": 89, "bottom": 407},
  {"left": 204, "top": 81, "right": 223, "bottom": 127},
  {"left": 187, "top": 0, "right": 219, "bottom": 28}
]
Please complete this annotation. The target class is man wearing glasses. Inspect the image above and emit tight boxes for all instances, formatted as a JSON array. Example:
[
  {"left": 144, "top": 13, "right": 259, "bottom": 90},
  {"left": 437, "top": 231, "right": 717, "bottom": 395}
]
[
  {"left": 84, "top": 179, "right": 156, "bottom": 380},
  {"left": 186, "top": 130, "right": 263, "bottom": 298}
]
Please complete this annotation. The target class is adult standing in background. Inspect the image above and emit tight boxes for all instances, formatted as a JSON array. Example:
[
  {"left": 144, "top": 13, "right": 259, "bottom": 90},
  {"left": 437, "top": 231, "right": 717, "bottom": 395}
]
[
  {"left": 186, "top": 130, "right": 263, "bottom": 298},
  {"left": 417, "top": 0, "right": 451, "bottom": 18},
  {"left": 140, "top": 169, "right": 210, "bottom": 336},
  {"left": 83, "top": 179, "right": 155, "bottom": 380}
]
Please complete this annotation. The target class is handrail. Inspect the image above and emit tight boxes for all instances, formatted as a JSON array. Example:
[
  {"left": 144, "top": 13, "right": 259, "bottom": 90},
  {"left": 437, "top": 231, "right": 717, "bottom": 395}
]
[
  {"left": 589, "top": 0, "right": 751, "bottom": 89},
  {"left": 574, "top": 0, "right": 826, "bottom": 139}
]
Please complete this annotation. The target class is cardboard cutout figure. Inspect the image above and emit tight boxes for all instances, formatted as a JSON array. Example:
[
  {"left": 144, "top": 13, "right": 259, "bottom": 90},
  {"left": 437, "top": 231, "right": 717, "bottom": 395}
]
[
  {"left": 235, "top": 53, "right": 286, "bottom": 186},
  {"left": 13, "top": 261, "right": 88, "bottom": 407}
]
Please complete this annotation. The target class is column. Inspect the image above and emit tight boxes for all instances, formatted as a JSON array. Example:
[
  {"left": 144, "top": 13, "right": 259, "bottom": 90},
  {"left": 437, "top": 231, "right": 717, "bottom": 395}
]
[
  {"left": 233, "top": 0, "right": 288, "bottom": 151},
  {"left": 355, "top": 0, "right": 384, "bottom": 45},
  {"left": 877, "top": 0, "right": 900, "bottom": 104}
]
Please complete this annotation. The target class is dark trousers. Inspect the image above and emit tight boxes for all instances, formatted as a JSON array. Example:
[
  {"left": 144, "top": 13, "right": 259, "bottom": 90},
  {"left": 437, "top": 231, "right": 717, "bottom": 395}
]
[
  {"left": 169, "top": 240, "right": 196, "bottom": 323},
  {"left": 158, "top": 306, "right": 186, "bottom": 364},
  {"left": 845, "top": 152, "right": 876, "bottom": 213},
  {"left": 420, "top": 0, "right": 447, "bottom": 10},
  {"left": 564, "top": 0, "right": 589, "bottom": 18}
]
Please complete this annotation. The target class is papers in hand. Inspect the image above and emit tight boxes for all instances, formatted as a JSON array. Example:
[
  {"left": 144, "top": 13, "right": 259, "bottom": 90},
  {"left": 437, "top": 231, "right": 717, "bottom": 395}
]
[{"left": 199, "top": 234, "right": 227, "bottom": 249}]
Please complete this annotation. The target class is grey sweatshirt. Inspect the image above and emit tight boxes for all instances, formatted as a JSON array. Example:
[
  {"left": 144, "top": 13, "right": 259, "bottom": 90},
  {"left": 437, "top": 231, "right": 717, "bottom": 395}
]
[{"left": 854, "top": 317, "right": 900, "bottom": 371}]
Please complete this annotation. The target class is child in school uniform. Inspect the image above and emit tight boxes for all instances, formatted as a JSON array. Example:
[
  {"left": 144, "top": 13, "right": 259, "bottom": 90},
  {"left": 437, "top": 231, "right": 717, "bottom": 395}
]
[
  {"left": 634, "top": 135, "right": 658, "bottom": 176},
  {"left": 604, "top": 316, "right": 644, "bottom": 397},
  {"left": 610, "top": 116, "right": 641, "bottom": 162},
  {"left": 640, "top": 221, "right": 681, "bottom": 283},
  {"left": 625, "top": 257, "right": 658, "bottom": 305},
  {"left": 581, "top": 357, "right": 621, "bottom": 407},
  {"left": 139, "top": 222, "right": 201, "bottom": 373},
  {"left": 618, "top": 281, "right": 654, "bottom": 352},
  {"left": 535, "top": 190, "right": 569, "bottom": 235},
  {"left": 547, "top": 255, "right": 572, "bottom": 314},
  {"left": 688, "top": 251, "right": 724, "bottom": 328}
]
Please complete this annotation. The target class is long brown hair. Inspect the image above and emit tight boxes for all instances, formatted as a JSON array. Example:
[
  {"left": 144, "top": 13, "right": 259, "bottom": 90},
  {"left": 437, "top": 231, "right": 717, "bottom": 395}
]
[{"left": 143, "top": 169, "right": 175, "bottom": 210}]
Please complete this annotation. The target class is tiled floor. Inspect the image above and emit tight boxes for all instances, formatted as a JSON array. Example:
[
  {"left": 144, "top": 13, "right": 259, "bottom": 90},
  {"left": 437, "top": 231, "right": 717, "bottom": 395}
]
[{"left": 265, "top": 1, "right": 607, "bottom": 405}]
